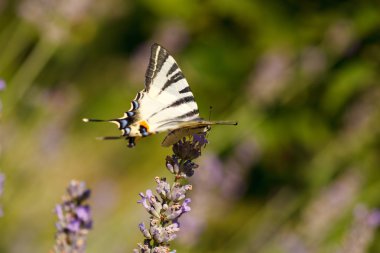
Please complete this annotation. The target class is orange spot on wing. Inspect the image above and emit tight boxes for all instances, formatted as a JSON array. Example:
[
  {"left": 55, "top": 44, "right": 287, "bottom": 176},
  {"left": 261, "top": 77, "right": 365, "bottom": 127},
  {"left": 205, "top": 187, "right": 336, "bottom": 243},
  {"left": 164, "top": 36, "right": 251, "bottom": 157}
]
[{"left": 139, "top": 120, "right": 150, "bottom": 132}]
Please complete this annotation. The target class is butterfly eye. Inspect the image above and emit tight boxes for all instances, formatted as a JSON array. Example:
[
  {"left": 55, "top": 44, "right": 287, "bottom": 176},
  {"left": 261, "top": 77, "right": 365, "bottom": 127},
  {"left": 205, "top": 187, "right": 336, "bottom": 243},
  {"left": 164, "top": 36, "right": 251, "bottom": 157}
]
[{"left": 139, "top": 125, "right": 149, "bottom": 137}]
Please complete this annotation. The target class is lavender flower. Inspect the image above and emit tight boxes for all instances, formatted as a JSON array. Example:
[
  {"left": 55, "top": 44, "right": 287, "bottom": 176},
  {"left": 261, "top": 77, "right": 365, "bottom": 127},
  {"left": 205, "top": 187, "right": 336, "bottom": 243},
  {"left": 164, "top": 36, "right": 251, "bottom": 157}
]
[
  {"left": 134, "top": 133, "right": 207, "bottom": 252},
  {"left": 53, "top": 180, "right": 92, "bottom": 253},
  {"left": 0, "top": 79, "right": 5, "bottom": 114}
]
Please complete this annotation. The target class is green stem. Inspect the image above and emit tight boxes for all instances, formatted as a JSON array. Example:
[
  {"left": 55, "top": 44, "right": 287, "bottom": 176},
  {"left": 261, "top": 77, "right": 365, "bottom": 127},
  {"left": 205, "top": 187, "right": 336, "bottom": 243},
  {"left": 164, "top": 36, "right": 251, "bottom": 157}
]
[
  {"left": 0, "top": 20, "right": 36, "bottom": 74},
  {"left": 174, "top": 159, "right": 186, "bottom": 183},
  {"left": 4, "top": 37, "right": 59, "bottom": 117}
]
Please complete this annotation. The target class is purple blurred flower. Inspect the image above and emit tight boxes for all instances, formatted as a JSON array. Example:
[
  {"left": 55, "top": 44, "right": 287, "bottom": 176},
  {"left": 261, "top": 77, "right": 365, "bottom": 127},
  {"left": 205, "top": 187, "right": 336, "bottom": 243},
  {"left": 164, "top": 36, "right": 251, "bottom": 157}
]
[
  {"left": 338, "top": 204, "right": 380, "bottom": 253},
  {"left": 0, "top": 80, "right": 5, "bottom": 91},
  {"left": 368, "top": 209, "right": 380, "bottom": 227},
  {"left": 53, "top": 180, "right": 92, "bottom": 253},
  {"left": 0, "top": 173, "right": 4, "bottom": 217},
  {"left": 0, "top": 79, "right": 4, "bottom": 114},
  {"left": 0, "top": 173, "right": 4, "bottom": 196}
]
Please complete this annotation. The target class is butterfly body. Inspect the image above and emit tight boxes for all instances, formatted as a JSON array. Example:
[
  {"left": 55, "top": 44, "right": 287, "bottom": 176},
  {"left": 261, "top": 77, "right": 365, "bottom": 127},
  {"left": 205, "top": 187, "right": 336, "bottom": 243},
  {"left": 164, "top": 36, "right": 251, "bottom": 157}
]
[{"left": 84, "top": 43, "right": 237, "bottom": 147}]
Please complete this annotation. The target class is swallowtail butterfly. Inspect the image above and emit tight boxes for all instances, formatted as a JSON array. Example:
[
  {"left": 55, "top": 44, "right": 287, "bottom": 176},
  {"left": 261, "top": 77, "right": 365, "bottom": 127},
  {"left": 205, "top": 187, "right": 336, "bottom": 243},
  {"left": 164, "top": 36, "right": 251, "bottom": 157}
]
[{"left": 83, "top": 43, "right": 237, "bottom": 147}]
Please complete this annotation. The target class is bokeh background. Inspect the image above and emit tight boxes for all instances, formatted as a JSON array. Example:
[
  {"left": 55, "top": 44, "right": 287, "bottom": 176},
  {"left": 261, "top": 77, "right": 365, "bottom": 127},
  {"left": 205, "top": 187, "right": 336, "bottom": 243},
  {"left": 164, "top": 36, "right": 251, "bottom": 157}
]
[{"left": 1, "top": 0, "right": 380, "bottom": 252}]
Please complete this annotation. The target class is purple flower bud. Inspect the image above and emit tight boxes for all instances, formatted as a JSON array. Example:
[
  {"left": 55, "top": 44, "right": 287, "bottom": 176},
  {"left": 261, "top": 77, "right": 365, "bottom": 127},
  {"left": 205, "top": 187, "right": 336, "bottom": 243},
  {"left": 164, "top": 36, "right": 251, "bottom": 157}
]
[
  {"left": 166, "top": 162, "right": 174, "bottom": 173},
  {"left": 146, "top": 189, "right": 153, "bottom": 198},
  {"left": 150, "top": 225, "right": 165, "bottom": 243},
  {"left": 182, "top": 160, "right": 198, "bottom": 177},
  {"left": 166, "top": 204, "right": 183, "bottom": 220},
  {"left": 155, "top": 177, "right": 170, "bottom": 199},
  {"left": 67, "top": 220, "right": 80, "bottom": 232},
  {"left": 55, "top": 205, "right": 64, "bottom": 220},
  {"left": 76, "top": 205, "right": 92, "bottom": 229},
  {"left": 181, "top": 199, "right": 191, "bottom": 213},
  {"left": 166, "top": 156, "right": 180, "bottom": 175},
  {"left": 67, "top": 181, "right": 90, "bottom": 201},
  {"left": 165, "top": 222, "right": 180, "bottom": 233},
  {"left": 150, "top": 208, "right": 161, "bottom": 219},
  {"left": 173, "top": 138, "right": 201, "bottom": 160},
  {"left": 169, "top": 184, "right": 191, "bottom": 202},
  {"left": 138, "top": 194, "right": 148, "bottom": 209},
  {"left": 134, "top": 243, "right": 151, "bottom": 253},
  {"left": 193, "top": 133, "right": 208, "bottom": 147},
  {"left": 138, "top": 190, "right": 163, "bottom": 218},
  {"left": 139, "top": 222, "right": 152, "bottom": 239}
]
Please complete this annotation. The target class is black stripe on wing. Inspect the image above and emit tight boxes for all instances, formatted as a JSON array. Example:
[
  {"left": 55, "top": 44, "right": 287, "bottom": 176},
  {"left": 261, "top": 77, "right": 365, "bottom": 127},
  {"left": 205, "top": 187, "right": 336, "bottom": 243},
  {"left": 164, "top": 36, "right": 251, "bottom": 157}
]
[
  {"left": 159, "top": 71, "right": 185, "bottom": 95},
  {"left": 145, "top": 43, "right": 169, "bottom": 91},
  {"left": 167, "top": 96, "right": 195, "bottom": 108},
  {"left": 179, "top": 87, "right": 191, "bottom": 94},
  {"left": 174, "top": 109, "right": 199, "bottom": 120},
  {"left": 167, "top": 62, "right": 179, "bottom": 76},
  {"left": 146, "top": 96, "right": 196, "bottom": 120}
]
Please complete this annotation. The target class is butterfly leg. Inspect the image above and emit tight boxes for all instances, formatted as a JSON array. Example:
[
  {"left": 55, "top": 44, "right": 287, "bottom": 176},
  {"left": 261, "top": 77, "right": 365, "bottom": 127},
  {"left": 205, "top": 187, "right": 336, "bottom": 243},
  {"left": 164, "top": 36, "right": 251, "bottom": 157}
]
[{"left": 127, "top": 137, "right": 136, "bottom": 148}]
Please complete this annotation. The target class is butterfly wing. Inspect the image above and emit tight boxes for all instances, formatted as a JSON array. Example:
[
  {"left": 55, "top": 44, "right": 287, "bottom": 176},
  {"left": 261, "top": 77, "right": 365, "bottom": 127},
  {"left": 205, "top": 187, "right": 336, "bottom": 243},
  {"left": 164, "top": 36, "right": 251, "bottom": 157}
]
[
  {"left": 138, "top": 44, "right": 200, "bottom": 132},
  {"left": 161, "top": 120, "right": 238, "bottom": 147},
  {"left": 84, "top": 44, "right": 200, "bottom": 142}
]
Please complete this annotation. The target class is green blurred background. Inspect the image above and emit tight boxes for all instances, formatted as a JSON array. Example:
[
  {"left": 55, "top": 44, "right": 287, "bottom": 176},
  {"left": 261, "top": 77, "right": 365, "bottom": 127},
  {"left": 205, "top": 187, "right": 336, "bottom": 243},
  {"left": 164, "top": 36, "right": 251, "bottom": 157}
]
[{"left": 1, "top": 0, "right": 380, "bottom": 252}]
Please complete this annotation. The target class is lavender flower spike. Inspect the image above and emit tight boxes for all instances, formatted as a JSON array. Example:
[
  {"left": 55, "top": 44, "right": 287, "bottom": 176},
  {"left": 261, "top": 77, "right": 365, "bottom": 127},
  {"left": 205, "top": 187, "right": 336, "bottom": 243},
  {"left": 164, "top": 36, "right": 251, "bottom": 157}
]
[
  {"left": 53, "top": 180, "right": 92, "bottom": 253},
  {"left": 134, "top": 133, "right": 208, "bottom": 253}
]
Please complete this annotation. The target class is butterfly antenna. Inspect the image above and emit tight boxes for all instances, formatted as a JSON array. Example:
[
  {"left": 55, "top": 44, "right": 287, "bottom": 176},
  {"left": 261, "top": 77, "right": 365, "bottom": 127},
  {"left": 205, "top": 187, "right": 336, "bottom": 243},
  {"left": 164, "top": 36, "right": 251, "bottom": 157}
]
[
  {"left": 83, "top": 118, "right": 125, "bottom": 140},
  {"left": 96, "top": 136, "right": 123, "bottom": 140},
  {"left": 214, "top": 121, "right": 238, "bottom": 126},
  {"left": 208, "top": 106, "right": 213, "bottom": 121},
  {"left": 83, "top": 118, "right": 111, "bottom": 123}
]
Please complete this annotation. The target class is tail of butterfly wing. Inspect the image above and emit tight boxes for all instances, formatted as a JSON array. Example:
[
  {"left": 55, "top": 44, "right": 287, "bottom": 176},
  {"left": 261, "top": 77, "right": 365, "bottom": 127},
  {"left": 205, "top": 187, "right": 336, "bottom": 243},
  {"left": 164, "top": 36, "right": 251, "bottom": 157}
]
[{"left": 82, "top": 117, "right": 137, "bottom": 148}]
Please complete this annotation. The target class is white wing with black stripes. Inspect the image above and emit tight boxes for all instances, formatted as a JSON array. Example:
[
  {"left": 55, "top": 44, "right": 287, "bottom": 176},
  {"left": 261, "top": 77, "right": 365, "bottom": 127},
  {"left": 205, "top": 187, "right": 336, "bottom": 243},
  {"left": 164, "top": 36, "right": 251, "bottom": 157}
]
[
  {"left": 83, "top": 43, "right": 237, "bottom": 147},
  {"left": 140, "top": 43, "right": 200, "bottom": 131}
]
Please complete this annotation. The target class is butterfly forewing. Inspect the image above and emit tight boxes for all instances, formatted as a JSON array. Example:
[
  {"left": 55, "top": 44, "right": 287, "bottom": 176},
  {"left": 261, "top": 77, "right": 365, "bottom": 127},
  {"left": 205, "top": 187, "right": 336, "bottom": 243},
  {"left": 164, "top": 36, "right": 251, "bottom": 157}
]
[{"left": 139, "top": 44, "right": 200, "bottom": 132}]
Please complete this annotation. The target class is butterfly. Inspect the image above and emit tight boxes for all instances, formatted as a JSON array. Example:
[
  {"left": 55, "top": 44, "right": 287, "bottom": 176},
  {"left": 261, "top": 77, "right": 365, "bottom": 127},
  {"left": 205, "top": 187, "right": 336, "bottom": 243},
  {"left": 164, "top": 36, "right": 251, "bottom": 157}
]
[{"left": 83, "top": 43, "right": 237, "bottom": 148}]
